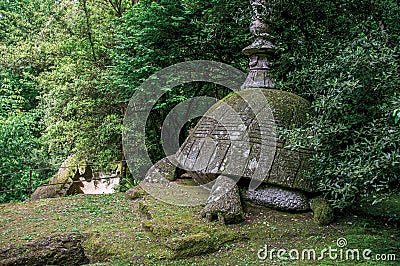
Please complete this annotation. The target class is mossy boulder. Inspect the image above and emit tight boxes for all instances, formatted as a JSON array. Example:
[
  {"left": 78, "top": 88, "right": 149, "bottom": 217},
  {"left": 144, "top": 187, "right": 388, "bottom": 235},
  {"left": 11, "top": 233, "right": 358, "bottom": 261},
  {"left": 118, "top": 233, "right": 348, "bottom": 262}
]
[
  {"left": 310, "top": 197, "right": 334, "bottom": 226},
  {"left": 125, "top": 186, "right": 145, "bottom": 200},
  {"left": 0, "top": 233, "right": 89, "bottom": 266},
  {"left": 166, "top": 233, "right": 214, "bottom": 259}
]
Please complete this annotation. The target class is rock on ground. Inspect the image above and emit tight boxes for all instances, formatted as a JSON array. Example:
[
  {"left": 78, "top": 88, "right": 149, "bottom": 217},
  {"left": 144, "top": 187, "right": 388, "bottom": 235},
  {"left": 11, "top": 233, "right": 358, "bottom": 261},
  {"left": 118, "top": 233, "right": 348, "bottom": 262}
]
[{"left": 0, "top": 233, "right": 89, "bottom": 266}]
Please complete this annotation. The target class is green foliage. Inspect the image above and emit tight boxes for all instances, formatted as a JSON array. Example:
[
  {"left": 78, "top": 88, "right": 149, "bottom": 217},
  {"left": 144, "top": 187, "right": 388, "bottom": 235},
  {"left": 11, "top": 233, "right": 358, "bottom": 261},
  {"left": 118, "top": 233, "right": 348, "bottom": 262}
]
[
  {"left": 33, "top": 0, "right": 131, "bottom": 163},
  {"left": 393, "top": 93, "right": 400, "bottom": 124},
  {"left": 0, "top": 112, "right": 43, "bottom": 203},
  {"left": 113, "top": 0, "right": 249, "bottom": 85},
  {"left": 271, "top": 0, "right": 400, "bottom": 209},
  {"left": 111, "top": 0, "right": 250, "bottom": 164},
  {"left": 38, "top": 58, "right": 123, "bottom": 163},
  {"left": 0, "top": 0, "right": 62, "bottom": 202},
  {"left": 0, "top": 70, "right": 38, "bottom": 114},
  {"left": 0, "top": 0, "right": 54, "bottom": 44}
]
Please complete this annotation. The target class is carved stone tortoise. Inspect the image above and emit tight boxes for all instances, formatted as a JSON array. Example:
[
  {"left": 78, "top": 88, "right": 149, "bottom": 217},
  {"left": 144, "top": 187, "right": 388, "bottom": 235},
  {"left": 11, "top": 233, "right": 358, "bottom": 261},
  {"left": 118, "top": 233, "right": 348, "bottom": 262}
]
[
  {"left": 143, "top": 89, "right": 334, "bottom": 226},
  {"left": 141, "top": 0, "right": 333, "bottom": 226}
]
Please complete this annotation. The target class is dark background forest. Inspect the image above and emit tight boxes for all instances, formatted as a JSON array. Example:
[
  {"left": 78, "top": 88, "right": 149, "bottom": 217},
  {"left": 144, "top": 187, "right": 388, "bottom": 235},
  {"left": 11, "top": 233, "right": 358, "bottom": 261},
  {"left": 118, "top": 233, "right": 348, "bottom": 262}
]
[{"left": 0, "top": 0, "right": 399, "bottom": 210}]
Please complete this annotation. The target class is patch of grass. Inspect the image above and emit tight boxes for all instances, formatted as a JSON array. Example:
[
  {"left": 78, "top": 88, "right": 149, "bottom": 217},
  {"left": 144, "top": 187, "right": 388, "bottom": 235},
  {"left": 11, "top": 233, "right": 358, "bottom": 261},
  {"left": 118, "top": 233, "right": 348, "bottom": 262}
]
[{"left": 0, "top": 193, "right": 399, "bottom": 265}]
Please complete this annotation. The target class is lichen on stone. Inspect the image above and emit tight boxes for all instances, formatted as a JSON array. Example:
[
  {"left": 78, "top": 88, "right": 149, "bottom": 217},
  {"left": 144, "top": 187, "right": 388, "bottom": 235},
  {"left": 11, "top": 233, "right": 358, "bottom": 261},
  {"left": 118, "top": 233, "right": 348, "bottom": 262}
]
[{"left": 31, "top": 155, "right": 81, "bottom": 200}]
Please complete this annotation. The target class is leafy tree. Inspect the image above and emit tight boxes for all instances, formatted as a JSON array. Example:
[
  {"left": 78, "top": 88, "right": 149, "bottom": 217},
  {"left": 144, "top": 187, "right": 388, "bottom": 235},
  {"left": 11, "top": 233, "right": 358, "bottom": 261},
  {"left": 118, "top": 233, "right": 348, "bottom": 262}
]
[
  {"left": 0, "top": 112, "right": 42, "bottom": 203},
  {"left": 36, "top": 0, "right": 133, "bottom": 163},
  {"left": 0, "top": 0, "right": 57, "bottom": 202},
  {"left": 111, "top": 0, "right": 250, "bottom": 164}
]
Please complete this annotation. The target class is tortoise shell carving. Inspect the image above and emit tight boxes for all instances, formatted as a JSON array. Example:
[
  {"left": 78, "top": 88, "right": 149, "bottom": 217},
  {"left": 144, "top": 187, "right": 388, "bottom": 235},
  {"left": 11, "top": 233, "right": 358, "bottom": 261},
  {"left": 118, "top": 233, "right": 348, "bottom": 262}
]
[{"left": 175, "top": 89, "right": 315, "bottom": 193}]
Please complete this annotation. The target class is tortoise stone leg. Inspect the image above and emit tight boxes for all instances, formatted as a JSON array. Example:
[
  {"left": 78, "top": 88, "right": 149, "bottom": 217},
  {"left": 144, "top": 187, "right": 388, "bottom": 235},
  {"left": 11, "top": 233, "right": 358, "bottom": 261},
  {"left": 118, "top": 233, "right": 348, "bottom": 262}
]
[
  {"left": 200, "top": 175, "right": 244, "bottom": 224},
  {"left": 243, "top": 186, "right": 311, "bottom": 211},
  {"left": 242, "top": 187, "right": 334, "bottom": 226}
]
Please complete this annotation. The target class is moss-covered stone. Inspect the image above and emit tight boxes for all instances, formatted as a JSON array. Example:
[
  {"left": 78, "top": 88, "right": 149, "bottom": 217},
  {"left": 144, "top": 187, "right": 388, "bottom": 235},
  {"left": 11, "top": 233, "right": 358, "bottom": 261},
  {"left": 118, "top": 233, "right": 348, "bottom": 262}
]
[
  {"left": 142, "top": 220, "right": 172, "bottom": 238},
  {"left": 138, "top": 201, "right": 152, "bottom": 220},
  {"left": 30, "top": 156, "right": 99, "bottom": 200},
  {"left": 214, "top": 89, "right": 310, "bottom": 131},
  {"left": 31, "top": 155, "right": 81, "bottom": 200},
  {"left": 310, "top": 197, "right": 334, "bottom": 226},
  {"left": 125, "top": 186, "right": 144, "bottom": 200},
  {"left": 166, "top": 233, "right": 214, "bottom": 259},
  {"left": 0, "top": 233, "right": 89, "bottom": 266}
]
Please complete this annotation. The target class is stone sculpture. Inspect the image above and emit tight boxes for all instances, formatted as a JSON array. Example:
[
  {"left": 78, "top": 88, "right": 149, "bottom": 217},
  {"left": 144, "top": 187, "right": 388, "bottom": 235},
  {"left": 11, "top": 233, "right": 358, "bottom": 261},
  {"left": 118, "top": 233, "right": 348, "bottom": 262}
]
[{"left": 143, "top": 0, "right": 334, "bottom": 225}]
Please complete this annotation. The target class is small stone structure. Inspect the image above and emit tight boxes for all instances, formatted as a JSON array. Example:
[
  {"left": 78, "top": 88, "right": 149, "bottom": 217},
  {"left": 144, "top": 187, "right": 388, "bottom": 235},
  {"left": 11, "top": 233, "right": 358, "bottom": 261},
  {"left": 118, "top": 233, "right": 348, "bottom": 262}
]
[
  {"left": 31, "top": 155, "right": 85, "bottom": 200},
  {"left": 31, "top": 155, "right": 120, "bottom": 200}
]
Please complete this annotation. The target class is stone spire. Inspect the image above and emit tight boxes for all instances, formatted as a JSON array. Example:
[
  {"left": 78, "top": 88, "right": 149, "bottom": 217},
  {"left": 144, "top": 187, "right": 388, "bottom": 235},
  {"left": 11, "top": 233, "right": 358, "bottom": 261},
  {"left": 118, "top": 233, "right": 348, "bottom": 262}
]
[{"left": 241, "top": 0, "right": 276, "bottom": 90}]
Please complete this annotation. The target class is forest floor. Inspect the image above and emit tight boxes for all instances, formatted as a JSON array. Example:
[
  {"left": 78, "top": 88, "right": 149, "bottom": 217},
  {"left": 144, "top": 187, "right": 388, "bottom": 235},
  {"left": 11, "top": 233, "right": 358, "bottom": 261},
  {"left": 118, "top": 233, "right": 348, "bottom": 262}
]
[{"left": 0, "top": 191, "right": 399, "bottom": 265}]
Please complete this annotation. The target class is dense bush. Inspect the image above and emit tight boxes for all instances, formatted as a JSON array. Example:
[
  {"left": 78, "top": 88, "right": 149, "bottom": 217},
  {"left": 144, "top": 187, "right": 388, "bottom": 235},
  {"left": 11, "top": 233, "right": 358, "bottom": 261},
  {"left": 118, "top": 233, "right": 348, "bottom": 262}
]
[
  {"left": 0, "top": 112, "right": 42, "bottom": 203},
  {"left": 270, "top": 0, "right": 400, "bottom": 208}
]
